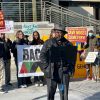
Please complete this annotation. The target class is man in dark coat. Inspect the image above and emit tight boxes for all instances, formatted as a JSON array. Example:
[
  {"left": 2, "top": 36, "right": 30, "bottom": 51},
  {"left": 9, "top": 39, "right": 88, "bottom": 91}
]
[
  {"left": 0, "top": 35, "right": 5, "bottom": 93},
  {"left": 0, "top": 33, "right": 12, "bottom": 86},
  {"left": 40, "top": 25, "right": 77, "bottom": 100}
]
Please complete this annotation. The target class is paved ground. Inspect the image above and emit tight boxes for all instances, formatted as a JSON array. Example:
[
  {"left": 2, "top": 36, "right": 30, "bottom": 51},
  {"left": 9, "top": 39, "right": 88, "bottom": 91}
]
[{"left": 0, "top": 58, "right": 100, "bottom": 100}]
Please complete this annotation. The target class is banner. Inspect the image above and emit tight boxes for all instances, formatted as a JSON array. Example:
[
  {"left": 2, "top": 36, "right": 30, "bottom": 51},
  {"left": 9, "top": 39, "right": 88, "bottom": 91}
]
[
  {"left": 0, "top": 20, "right": 14, "bottom": 33},
  {"left": 17, "top": 45, "right": 44, "bottom": 77},
  {"left": 0, "top": 11, "right": 5, "bottom": 29},
  {"left": 67, "top": 27, "right": 87, "bottom": 42}
]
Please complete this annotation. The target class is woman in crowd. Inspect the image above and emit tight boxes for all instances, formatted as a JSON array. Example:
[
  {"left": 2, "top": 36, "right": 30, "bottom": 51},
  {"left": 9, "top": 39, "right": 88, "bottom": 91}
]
[
  {"left": 49, "top": 29, "right": 56, "bottom": 39},
  {"left": 30, "top": 31, "right": 44, "bottom": 86},
  {"left": 83, "top": 30, "right": 97, "bottom": 80},
  {"left": 12, "top": 30, "right": 31, "bottom": 88}
]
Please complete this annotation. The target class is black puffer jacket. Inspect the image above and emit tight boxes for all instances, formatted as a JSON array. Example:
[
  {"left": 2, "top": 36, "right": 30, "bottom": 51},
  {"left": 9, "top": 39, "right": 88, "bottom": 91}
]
[
  {"left": 0, "top": 40, "right": 5, "bottom": 58},
  {"left": 0, "top": 38, "right": 12, "bottom": 60},
  {"left": 40, "top": 37, "right": 77, "bottom": 80},
  {"left": 11, "top": 39, "right": 27, "bottom": 59}
]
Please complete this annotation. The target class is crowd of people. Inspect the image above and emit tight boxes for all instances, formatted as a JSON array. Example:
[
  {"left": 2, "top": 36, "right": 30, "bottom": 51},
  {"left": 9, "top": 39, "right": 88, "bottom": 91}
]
[
  {"left": 0, "top": 30, "right": 45, "bottom": 93},
  {"left": 0, "top": 26, "right": 100, "bottom": 100}
]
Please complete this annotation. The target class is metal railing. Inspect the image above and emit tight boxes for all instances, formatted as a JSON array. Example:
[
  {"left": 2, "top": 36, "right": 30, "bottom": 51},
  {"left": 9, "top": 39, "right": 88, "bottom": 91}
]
[
  {"left": 0, "top": 2, "right": 41, "bottom": 22},
  {"left": 1, "top": 1, "right": 100, "bottom": 31},
  {"left": 41, "top": 1, "right": 100, "bottom": 30}
]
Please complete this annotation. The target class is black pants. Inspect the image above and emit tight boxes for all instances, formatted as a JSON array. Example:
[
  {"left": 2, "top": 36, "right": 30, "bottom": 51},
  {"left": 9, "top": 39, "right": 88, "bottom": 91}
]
[
  {"left": 15, "top": 58, "right": 31, "bottom": 87},
  {"left": 4, "top": 59, "right": 11, "bottom": 84},
  {"left": 34, "top": 76, "right": 44, "bottom": 84},
  {"left": 46, "top": 74, "right": 70, "bottom": 100}
]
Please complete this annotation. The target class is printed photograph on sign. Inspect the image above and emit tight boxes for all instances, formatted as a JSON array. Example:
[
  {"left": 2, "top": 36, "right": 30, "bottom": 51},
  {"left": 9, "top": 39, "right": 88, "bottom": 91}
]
[
  {"left": 0, "top": 20, "right": 14, "bottom": 33},
  {"left": 0, "top": 10, "right": 5, "bottom": 29}
]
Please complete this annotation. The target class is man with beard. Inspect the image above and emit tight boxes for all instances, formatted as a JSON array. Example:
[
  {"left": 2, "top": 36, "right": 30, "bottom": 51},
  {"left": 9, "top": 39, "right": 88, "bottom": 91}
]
[{"left": 40, "top": 25, "right": 77, "bottom": 100}]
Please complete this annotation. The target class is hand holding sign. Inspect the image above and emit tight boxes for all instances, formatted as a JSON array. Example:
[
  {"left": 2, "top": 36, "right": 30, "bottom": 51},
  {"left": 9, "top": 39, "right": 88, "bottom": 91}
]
[{"left": 85, "top": 52, "right": 98, "bottom": 64}]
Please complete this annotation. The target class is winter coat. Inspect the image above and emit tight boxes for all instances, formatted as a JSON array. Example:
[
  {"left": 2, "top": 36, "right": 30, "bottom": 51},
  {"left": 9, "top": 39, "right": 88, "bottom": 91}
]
[
  {"left": 40, "top": 37, "right": 77, "bottom": 80},
  {"left": 0, "top": 38, "right": 12, "bottom": 60},
  {"left": 0, "top": 40, "right": 5, "bottom": 58},
  {"left": 29, "top": 39, "right": 44, "bottom": 45},
  {"left": 11, "top": 39, "right": 27, "bottom": 59}
]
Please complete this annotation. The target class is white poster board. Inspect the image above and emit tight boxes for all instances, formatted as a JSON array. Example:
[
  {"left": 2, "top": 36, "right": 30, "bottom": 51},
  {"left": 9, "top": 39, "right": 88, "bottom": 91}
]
[
  {"left": 85, "top": 52, "right": 98, "bottom": 63},
  {"left": 0, "top": 20, "right": 14, "bottom": 33}
]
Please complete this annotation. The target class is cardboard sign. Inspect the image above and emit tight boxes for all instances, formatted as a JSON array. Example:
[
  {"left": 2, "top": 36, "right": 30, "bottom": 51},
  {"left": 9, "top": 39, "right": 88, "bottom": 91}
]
[{"left": 85, "top": 52, "right": 98, "bottom": 63}]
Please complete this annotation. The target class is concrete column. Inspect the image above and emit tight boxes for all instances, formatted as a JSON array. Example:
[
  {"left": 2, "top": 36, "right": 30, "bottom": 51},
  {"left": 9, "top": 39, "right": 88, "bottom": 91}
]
[
  {"left": 32, "top": 0, "right": 37, "bottom": 21},
  {"left": 51, "top": 0, "right": 59, "bottom": 5}
]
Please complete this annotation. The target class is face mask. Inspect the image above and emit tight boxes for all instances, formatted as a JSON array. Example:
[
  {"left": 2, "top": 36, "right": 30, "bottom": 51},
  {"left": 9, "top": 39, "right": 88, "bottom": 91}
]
[{"left": 88, "top": 33, "right": 93, "bottom": 37}]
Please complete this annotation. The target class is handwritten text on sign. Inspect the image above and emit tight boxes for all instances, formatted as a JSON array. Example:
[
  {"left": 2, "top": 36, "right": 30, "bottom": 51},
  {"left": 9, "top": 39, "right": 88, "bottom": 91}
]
[
  {"left": 67, "top": 27, "right": 87, "bottom": 42},
  {"left": 22, "top": 23, "right": 38, "bottom": 35},
  {"left": 85, "top": 52, "right": 98, "bottom": 63}
]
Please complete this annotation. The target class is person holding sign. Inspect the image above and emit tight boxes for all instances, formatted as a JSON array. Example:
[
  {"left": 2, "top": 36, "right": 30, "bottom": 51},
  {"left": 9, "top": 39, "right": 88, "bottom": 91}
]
[
  {"left": 93, "top": 37, "right": 100, "bottom": 81},
  {"left": 83, "top": 30, "right": 97, "bottom": 80},
  {"left": 40, "top": 25, "right": 77, "bottom": 100},
  {"left": 30, "top": 31, "right": 44, "bottom": 87},
  {"left": 0, "top": 33, "right": 6, "bottom": 93},
  {"left": 11, "top": 30, "right": 31, "bottom": 88},
  {"left": 0, "top": 33, "right": 12, "bottom": 86}
]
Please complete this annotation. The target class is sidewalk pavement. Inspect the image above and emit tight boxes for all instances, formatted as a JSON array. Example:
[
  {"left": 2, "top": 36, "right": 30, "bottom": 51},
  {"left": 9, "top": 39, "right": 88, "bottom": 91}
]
[{"left": 0, "top": 59, "right": 100, "bottom": 100}]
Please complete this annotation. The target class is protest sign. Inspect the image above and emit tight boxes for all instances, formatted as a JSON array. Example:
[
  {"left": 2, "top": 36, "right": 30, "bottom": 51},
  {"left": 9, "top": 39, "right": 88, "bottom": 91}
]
[
  {"left": 17, "top": 45, "right": 44, "bottom": 77},
  {"left": 22, "top": 23, "right": 38, "bottom": 35},
  {"left": 0, "top": 20, "right": 14, "bottom": 33},
  {"left": 0, "top": 11, "right": 5, "bottom": 29},
  {"left": 85, "top": 52, "right": 98, "bottom": 63},
  {"left": 66, "top": 27, "right": 87, "bottom": 42}
]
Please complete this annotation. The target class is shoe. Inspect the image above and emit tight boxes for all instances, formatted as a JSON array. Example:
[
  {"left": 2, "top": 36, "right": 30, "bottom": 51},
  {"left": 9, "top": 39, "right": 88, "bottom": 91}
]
[
  {"left": 39, "top": 83, "right": 43, "bottom": 87},
  {"left": 92, "top": 78, "right": 95, "bottom": 81},
  {"left": 0, "top": 89, "right": 8, "bottom": 94},
  {"left": 23, "top": 85, "right": 27, "bottom": 88},
  {"left": 6, "top": 83, "right": 12, "bottom": 86},
  {"left": 20, "top": 85, "right": 25, "bottom": 88},
  {"left": 86, "top": 78, "right": 91, "bottom": 80},
  {"left": 35, "top": 84, "right": 39, "bottom": 87}
]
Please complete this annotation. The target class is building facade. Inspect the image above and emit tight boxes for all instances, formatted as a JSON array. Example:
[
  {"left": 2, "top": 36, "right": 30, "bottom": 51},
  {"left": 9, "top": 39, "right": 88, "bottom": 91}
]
[
  {"left": 1, "top": 0, "right": 100, "bottom": 22},
  {"left": 51, "top": 0, "right": 100, "bottom": 20}
]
